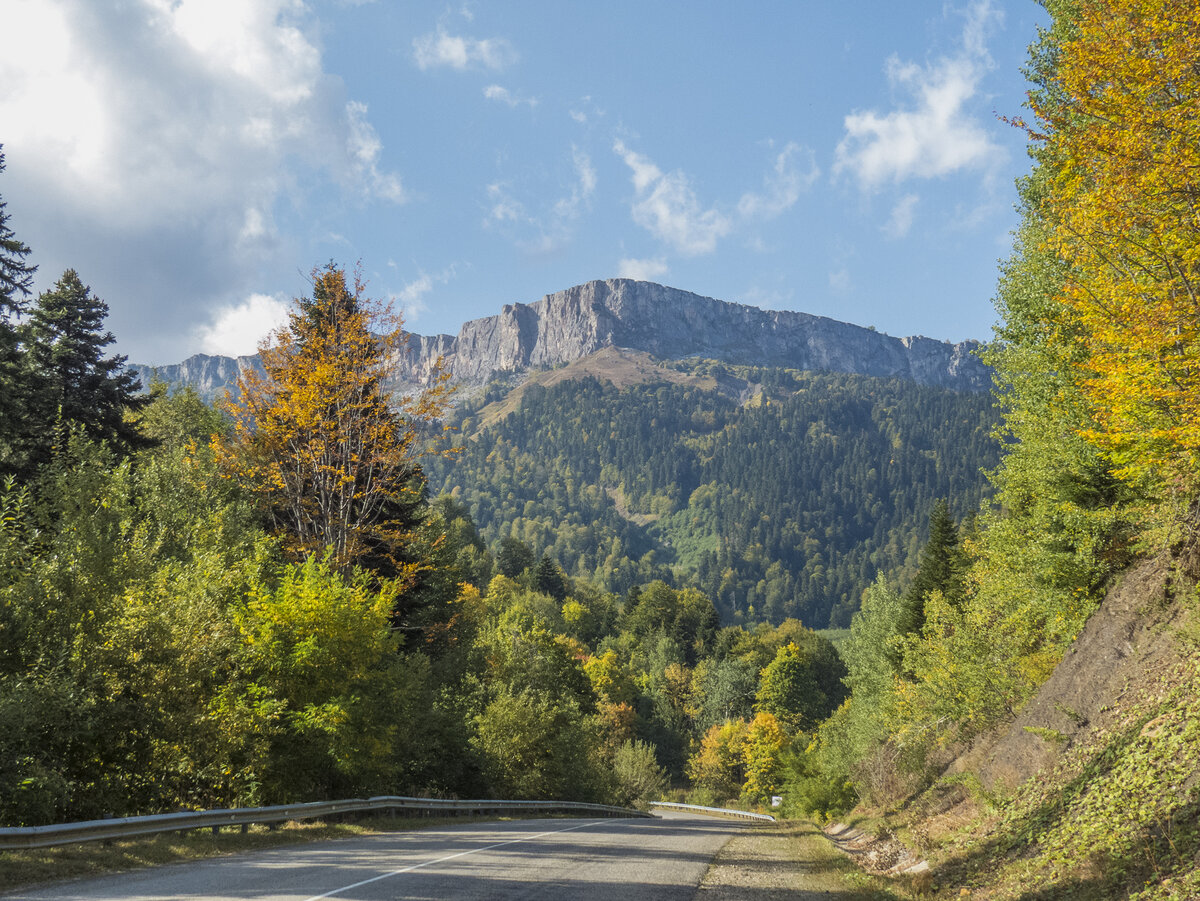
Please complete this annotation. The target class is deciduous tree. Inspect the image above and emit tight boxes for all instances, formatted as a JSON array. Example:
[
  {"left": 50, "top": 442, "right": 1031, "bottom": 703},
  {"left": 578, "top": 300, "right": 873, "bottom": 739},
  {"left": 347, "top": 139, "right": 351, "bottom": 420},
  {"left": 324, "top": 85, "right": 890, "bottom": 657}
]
[
  {"left": 1031, "top": 0, "right": 1200, "bottom": 496},
  {"left": 220, "top": 264, "right": 452, "bottom": 576}
]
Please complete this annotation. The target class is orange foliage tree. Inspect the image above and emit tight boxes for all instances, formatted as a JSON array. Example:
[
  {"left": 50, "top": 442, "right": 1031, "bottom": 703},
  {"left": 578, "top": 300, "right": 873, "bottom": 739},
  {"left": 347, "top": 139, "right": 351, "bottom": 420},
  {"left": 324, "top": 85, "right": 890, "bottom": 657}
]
[
  {"left": 1031, "top": 0, "right": 1200, "bottom": 494},
  {"left": 219, "top": 264, "right": 452, "bottom": 575}
]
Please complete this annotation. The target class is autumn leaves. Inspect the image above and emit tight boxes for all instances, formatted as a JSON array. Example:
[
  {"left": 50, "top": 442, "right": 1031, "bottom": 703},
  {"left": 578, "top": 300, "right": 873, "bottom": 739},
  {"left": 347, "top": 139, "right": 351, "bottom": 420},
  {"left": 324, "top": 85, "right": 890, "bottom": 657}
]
[{"left": 1032, "top": 0, "right": 1200, "bottom": 497}]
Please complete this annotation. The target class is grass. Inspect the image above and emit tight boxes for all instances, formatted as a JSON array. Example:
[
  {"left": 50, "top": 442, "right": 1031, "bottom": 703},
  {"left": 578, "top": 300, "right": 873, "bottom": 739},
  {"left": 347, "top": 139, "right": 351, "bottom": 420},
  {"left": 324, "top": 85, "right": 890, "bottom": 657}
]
[{"left": 787, "top": 821, "right": 905, "bottom": 898}]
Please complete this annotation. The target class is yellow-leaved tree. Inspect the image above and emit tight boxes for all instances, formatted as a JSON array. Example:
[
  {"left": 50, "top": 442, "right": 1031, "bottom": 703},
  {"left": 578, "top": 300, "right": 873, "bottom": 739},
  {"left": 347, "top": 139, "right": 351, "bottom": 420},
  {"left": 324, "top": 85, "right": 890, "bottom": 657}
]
[
  {"left": 219, "top": 264, "right": 452, "bottom": 577},
  {"left": 1032, "top": 0, "right": 1200, "bottom": 498}
]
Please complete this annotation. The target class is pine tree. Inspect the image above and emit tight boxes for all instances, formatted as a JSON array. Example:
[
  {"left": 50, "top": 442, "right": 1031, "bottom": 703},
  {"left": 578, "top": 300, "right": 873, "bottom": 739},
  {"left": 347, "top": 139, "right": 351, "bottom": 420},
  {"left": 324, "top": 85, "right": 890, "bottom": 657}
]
[
  {"left": 20, "top": 270, "right": 145, "bottom": 458},
  {"left": 0, "top": 147, "right": 35, "bottom": 316},
  {"left": 893, "top": 499, "right": 966, "bottom": 654},
  {"left": 0, "top": 147, "right": 37, "bottom": 475},
  {"left": 534, "top": 553, "right": 567, "bottom": 601}
]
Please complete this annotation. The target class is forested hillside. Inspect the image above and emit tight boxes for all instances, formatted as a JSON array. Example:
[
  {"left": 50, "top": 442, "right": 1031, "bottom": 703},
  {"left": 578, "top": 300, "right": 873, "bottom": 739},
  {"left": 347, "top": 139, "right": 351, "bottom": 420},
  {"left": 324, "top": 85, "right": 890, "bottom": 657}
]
[
  {"left": 4, "top": 0, "right": 1199, "bottom": 894},
  {"left": 775, "top": 2, "right": 1200, "bottom": 897},
  {"left": 428, "top": 359, "right": 999, "bottom": 628},
  {"left": 0, "top": 228, "right": 860, "bottom": 830}
]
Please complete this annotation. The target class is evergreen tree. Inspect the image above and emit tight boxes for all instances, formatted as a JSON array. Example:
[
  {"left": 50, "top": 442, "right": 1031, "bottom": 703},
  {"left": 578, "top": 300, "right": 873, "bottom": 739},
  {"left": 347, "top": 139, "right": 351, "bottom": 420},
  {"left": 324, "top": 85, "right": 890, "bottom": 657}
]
[
  {"left": 20, "top": 270, "right": 145, "bottom": 457},
  {"left": 496, "top": 536, "right": 535, "bottom": 578},
  {"left": 534, "top": 553, "right": 567, "bottom": 601},
  {"left": 0, "top": 146, "right": 37, "bottom": 476},
  {"left": 894, "top": 500, "right": 966, "bottom": 655},
  {"left": 0, "top": 147, "right": 35, "bottom": 316}
]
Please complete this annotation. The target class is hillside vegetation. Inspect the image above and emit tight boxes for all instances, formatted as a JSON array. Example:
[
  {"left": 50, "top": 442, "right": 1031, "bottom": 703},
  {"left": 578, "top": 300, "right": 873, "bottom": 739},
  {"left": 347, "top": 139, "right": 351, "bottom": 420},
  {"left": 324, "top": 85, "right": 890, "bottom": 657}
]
[
  {"left": 429, "top": 356, "right": 998, "bottom": 628},
  {"left": 776, "top": 1, "right": 1200, "bottom": 897},
  {"left": 0, "top": 254, "right": 860, "bottom": 827},
  {"left": 1, "top": 1, "right": 1198, "bottom": 895}
]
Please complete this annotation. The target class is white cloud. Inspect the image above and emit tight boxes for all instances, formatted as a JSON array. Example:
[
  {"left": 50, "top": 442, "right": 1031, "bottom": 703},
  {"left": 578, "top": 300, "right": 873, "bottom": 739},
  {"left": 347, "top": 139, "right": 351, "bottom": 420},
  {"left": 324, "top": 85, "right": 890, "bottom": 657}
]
[
  {"left": 833, "top": 0, "right": 1005, "bottom": 189},
  {"left": 196, "top": 293, "right": 291, "bottom": 357},
  {"left": 412, "top": 28, "right": 516, "bottom": 71},
  {"left": 485, "top": 146, "right": 596, "bottom": 254},
  {"left": 613, "top": 140, "right": 731, "bottom": 256},
  {"left": 568, "top": 96, "right": 604, "bottom": 126},
  {"left": 883, "top": 193, "right": 919, "bottom": 239},
  {"left": 486, "top": 182, "right": 526, "bottom": 224},
  {"left": 484, "top": 84, "right": 538, "bottom": 108},
  {"left": 395, "top": 273, "right": 434, "bottom": 318},
  {"left": 613, "top": 140, "right": 815, "bottom": 257},
  {"left": 617, "top": 257, "right": 669, "bottom": 282},
  {"left": 390, "top": 265, "right": 460, "bottom": 321},
  {"left": 554, "top": 147, "right": 596, "bottom": 219},
  {"left": 0, "top": 0, "right": 405, "bottom": 362},
  {"left": 346, "top": 100, "right": 406, "bottom": 202},
  {"left": 736, "top": 143, "right": 819, "bottom": 219},
  {"left": 829, "top": 268, "right": 851, "bottom": 294}
]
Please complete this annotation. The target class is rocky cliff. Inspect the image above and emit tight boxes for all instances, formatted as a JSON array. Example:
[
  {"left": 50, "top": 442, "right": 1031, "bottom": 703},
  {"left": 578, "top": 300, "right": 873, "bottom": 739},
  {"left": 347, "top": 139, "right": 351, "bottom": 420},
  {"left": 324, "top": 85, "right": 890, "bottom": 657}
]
[
  {"left": 132, "top": 353, "right": 264, "bottom": 399},
  {"left": 133, "top": 279, "right": 991, "bottom": 398}
]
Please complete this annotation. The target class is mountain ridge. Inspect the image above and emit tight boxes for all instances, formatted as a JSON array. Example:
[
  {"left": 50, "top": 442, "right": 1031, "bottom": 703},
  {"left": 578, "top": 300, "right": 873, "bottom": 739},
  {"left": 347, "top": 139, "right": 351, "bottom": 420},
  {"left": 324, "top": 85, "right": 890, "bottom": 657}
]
[{"left": 132, "top": 279, "right": 992, "bottom": 396}]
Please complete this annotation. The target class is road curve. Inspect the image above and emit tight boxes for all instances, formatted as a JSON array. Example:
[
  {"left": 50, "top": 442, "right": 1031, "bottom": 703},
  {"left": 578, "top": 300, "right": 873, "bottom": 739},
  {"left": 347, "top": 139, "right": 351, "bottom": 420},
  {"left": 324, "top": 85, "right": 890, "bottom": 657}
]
[{"left": 6, "top": 810, "right": 746, "bottom": 901}]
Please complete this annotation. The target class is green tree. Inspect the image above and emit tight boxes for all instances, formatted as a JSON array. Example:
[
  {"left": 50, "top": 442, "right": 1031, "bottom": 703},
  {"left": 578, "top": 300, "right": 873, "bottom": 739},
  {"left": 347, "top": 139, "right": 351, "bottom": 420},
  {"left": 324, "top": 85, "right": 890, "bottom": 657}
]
[
  {"left": 0, "top": 146, "right": 37, "bottom": 476},
  {"left": 0, "top": 147, "right": 34, "bottom": 316},
  {"left": 496, "top": 536, "right": 535, "bottom": 578},
  {"left": 692, "top": 656, "right": 757, "bottom": 732},
  {"left": 893, "top": 500, "right": 966, "bottom": 662},
  {"left": 20, "top": 270, "right": 145, "bottom": 456},
  {"left": 472, "top": 688, "right": 603, "bottom": 801},
  {"left": 754, "top": 640, "right": 843, "bottom": 734},
  {"left": 611, "top": 739, "right": 667, "bottom": 808},
  {"left": 534, "top": 553, "right": 567, "bottom": 601}
]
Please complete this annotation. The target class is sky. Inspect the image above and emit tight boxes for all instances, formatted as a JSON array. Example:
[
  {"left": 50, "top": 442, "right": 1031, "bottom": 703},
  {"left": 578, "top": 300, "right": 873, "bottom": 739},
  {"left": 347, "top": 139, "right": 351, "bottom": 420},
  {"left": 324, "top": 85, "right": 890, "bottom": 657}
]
[{"left": 0, "top": 0, "right": 1048, "bottom": 365}]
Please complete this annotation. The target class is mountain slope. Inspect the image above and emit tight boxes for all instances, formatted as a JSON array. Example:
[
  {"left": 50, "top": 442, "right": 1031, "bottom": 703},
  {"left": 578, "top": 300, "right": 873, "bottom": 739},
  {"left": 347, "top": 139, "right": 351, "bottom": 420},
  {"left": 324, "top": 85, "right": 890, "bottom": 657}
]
[
  {"left": 428, "top": 357, "right": 999, "bottom": 627},
  {"left": 869, "top": 552, "right": 1200, "bottom": 898}
]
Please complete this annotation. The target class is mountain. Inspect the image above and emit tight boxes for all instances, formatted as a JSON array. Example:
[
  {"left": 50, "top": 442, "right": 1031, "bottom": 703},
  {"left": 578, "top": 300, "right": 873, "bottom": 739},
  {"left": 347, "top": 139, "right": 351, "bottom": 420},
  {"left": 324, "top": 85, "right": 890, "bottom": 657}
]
[
  {"left": 132, "top": 279, "right": 991, "bottom": 398},
  {"left": 131, "top": 279, "right": 999, "bottom": 627}
]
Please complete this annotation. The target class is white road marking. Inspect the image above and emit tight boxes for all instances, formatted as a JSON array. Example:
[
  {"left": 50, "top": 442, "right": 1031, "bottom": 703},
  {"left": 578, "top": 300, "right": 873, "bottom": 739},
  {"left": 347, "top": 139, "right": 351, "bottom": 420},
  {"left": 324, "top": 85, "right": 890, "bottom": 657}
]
[{"left": 299, "top": 819, "right": 607, "bottom": 900}]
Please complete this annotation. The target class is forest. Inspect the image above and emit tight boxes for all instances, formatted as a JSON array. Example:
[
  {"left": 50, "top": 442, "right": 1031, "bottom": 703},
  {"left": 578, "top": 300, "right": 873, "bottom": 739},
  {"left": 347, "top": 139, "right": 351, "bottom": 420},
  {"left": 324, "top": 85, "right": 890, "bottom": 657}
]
[
  {"left": 4, "top": 0, "right": 1200, "bottom": 893},
  {"left": 428, "top": 366, "right": 998, "bottom": 628},
  {"left": 0, "top": 241, "right": 852, "bottom": 826}
]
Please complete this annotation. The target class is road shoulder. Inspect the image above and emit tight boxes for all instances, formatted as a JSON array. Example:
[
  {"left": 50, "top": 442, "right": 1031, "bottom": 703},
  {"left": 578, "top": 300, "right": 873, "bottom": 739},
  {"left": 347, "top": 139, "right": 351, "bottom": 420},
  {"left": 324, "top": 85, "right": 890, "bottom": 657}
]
[{"left": 695, "top": 819, "right": 898, "bottom": 899}]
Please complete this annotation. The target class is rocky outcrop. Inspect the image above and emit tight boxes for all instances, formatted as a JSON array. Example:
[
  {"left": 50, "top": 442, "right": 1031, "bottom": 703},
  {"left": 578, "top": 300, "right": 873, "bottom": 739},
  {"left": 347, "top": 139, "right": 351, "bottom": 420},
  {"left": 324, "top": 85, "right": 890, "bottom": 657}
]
[
  {"left": 392, "top": 279, "right": 991, "bottom": 392},
  {"left": 132, "top": 353, "right": 264, "bottom": 400},
  {"left": 133, "top": 279, "right": 992, "bottom": 399}
]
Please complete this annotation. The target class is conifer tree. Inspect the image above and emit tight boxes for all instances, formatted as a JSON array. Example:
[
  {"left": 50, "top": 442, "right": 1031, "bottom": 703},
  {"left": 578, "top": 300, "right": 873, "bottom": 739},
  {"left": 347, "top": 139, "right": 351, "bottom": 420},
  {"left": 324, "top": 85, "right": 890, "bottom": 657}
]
[
  {"left": 893, "top": 500, "right": 966, "bottom": 654},
  {"left": 0, "top": 146, "right": 37, "bottom": 474},
  {"left": 534, "top": 553, "right": 567, "bottom": 601},
  {"left": 0, "top": 147, "right": 35, "bottom": 317},
  {"left": 20, "top": 270, "right": 145, "bottom": 457}
]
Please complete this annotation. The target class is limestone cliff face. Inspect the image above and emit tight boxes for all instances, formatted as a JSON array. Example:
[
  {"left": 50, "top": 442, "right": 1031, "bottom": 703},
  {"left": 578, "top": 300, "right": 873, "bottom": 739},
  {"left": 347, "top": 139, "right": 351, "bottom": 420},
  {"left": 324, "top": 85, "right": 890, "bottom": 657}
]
[
  {"left": 131, "top": 353, "right": 264, "bottom": 400},
  {"left": 133, "top": 279, "right": 991, "bottom": 399},
  {"left": 392, "top": 279, "right": 991, "bottom": 392}
]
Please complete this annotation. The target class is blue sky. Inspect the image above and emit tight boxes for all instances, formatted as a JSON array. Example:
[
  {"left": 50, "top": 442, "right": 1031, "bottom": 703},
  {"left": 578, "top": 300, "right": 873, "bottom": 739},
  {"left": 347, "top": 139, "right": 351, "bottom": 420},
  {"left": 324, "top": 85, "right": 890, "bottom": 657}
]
[{"left": 0, "top": 0, "right": 1047, "bottom": 364}]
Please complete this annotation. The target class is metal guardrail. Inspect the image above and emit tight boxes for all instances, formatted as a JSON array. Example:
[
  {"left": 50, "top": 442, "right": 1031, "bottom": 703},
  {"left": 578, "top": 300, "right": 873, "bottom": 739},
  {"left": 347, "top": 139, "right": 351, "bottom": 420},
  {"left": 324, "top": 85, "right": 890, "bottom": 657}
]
[
  {"left": 650, "top": 801, "right": 775, "bottom": 822},
  {"left": 0, "top": 796, "right": 653, "bottom": 850}
]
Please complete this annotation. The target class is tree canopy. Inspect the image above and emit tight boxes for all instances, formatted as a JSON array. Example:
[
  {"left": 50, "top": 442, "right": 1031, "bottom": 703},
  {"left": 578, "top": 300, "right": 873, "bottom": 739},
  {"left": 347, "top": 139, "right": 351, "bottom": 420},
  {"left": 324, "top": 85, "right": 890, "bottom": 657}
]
[{"left": 220, "top": 264, "right": 452, "bottom": 575}]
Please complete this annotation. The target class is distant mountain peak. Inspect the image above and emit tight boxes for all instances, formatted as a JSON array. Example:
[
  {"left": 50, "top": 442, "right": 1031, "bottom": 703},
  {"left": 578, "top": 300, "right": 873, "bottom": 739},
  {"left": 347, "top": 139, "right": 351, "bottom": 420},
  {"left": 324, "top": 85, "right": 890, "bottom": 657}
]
[
  {"left": 395, "top": 279, "right": 991, "bottom": 392},
  {"left": 132, "top": 279, "right": 991, "bottom": 399}
]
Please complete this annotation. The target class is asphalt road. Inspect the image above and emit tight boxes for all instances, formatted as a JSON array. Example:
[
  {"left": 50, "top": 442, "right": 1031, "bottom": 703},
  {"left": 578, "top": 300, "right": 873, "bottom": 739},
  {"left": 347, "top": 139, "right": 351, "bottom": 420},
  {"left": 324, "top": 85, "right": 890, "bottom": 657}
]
[{"left": 6, "top": 811, "right": 746, "bottom": 901}]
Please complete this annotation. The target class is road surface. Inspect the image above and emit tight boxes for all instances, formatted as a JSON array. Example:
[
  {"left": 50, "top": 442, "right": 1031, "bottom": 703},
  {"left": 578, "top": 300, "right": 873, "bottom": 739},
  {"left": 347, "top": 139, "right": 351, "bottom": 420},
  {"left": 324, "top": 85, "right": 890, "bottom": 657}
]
[{"left": 6, "top": 811, "right": 746, "bottom": 901}]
